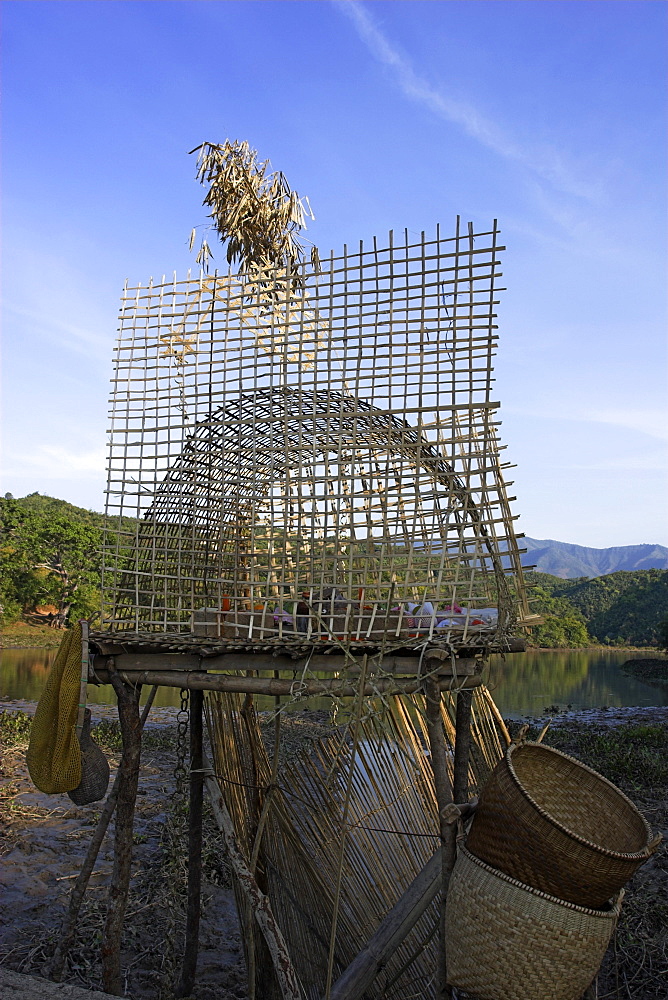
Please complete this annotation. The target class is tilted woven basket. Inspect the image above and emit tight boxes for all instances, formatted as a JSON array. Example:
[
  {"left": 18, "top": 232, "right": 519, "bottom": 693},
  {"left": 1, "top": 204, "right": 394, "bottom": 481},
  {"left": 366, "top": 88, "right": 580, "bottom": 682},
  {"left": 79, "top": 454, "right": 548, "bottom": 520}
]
[
  {"left": 445, "top": 847, "right": 622, "bottom": 1000},
  {"left": 466, "top": 741, "right": 659, "bottom": 907}
]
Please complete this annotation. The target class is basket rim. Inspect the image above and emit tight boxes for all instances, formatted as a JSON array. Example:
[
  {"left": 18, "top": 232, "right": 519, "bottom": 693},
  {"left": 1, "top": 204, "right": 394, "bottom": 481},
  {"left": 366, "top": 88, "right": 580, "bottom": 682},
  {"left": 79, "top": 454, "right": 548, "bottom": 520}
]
[
  {"left": 459, "top": 845, "right": 624, "bottom": 918},
  {"left": 505, "top": 741, "right": 653, "bottom": 861}
]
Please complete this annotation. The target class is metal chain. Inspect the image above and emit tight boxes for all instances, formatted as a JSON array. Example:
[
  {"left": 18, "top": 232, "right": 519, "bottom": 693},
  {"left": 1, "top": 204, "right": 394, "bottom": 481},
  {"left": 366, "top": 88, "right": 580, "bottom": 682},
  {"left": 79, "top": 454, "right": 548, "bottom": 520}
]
[{"left": 174, "top": 687, "right": 190, "bottom": 802}]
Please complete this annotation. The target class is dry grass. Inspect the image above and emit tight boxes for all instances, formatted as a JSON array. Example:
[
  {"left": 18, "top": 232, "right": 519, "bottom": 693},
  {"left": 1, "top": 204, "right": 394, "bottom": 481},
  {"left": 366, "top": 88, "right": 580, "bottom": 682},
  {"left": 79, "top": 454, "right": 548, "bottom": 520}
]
[
  {"left": 508, "top": 720, "right": 668, "bottom": 1000},
  {"left": 1, "top": 622, "right": 64, "bottom": 648}
]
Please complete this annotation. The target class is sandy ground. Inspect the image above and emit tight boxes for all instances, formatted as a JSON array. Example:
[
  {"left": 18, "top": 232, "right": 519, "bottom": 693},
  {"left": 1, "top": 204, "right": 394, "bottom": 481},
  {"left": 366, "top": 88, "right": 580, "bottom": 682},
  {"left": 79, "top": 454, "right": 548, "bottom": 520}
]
[{"left": 0, "top": 701, "right": 248, "bottom": 1000}]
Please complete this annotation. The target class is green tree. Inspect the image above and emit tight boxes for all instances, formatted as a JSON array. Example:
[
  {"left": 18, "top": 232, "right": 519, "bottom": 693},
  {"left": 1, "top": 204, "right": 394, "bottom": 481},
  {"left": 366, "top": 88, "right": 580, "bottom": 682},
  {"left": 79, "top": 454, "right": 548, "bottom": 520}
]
[
  {"left": 0, "top": 496, "right": 102, "bottom": 627},
  {"left": 529, "top": 585, "right": 590, "bottom": 648},
  {"left": 565, "top": 570, "right": 668, "bottom": 646},
  {"left": 658, "top": 617, "right": 668, "bottom": 652}
]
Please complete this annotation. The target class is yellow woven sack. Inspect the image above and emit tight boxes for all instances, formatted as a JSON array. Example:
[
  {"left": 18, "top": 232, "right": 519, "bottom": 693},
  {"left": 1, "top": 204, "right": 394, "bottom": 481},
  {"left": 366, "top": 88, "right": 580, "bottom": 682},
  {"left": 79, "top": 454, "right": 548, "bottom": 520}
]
[{"left": 27, "top": 623, "right": 83, "bottom": 793}]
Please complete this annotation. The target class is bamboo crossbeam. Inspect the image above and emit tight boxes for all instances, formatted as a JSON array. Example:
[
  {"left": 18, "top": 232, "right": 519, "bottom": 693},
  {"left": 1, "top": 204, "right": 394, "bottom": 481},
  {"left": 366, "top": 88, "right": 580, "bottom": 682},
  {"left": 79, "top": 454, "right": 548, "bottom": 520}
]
[
  {"left": 91, "top": 651, "right": 482, "bottom": 678},
  {"left": 92, "top": 667, "right": 483, "bottom": 698}
]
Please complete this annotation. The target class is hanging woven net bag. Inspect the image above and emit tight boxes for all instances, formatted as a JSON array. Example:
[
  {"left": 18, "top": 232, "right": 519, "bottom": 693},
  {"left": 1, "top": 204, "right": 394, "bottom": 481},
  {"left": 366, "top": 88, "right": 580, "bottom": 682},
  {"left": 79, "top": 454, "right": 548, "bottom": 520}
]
[
  {"left": 26, "top": 624, "right": 83, "bottom": 793},
  {"left": 67, "top": 708, "right": 110, "bottom": 805}
]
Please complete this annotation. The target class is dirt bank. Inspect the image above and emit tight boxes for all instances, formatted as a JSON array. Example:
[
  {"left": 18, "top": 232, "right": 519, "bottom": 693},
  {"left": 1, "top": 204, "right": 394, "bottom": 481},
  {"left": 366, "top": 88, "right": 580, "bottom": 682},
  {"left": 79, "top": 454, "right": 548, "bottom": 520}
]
[
  {"left": 1, "top": 624, "right": 65, "bottom": 649},
  {"left": 512, "top": 703, "right": 668, "bottom": 729},
  {"left": 621, "top": 656, "right": 668, "bottom": 691},
  {"left": 0, "top": 706, "right": 247, "bottom": 1000}
]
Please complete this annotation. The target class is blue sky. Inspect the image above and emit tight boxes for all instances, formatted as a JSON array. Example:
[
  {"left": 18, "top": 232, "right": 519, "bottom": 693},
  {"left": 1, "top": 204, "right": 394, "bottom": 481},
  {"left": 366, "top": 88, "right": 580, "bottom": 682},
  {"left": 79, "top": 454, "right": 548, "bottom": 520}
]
[{"left": 2, "top": 0, "right": 666, "bottom": 547}]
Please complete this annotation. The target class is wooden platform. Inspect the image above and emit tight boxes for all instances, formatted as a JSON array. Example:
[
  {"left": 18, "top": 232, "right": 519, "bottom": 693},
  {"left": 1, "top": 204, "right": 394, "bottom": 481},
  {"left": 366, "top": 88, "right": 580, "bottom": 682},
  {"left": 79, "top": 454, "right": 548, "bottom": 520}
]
[
  {"left": 88, "top": 630, "right": 525, "bottom": 696},
  {"left": 89, "top": 629, "right": 526, "bottom": 660}
]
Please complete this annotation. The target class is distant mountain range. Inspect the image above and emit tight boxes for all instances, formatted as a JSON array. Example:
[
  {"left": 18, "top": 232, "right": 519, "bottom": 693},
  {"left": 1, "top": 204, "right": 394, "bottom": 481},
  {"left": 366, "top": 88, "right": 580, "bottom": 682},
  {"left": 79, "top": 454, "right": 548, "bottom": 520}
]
[{"left": 519, "top": 538, "right": 668, "bottom": 579}]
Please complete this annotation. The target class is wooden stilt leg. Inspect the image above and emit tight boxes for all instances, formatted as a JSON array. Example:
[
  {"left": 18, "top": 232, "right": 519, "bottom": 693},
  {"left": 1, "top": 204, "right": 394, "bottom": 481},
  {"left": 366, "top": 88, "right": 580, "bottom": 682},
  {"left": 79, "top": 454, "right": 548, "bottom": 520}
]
[
  {"left": 203, "top": 754, "right": 303, "bottom": 1000},
  {"left": 50, "top": 686, "right": 157, "bottom": 982},
  {"left": 102, "top": 671, "right": 142, "bottom": 996},
  {"left": 453, "top": 687, "right": 473, "bottom": 804},
  {"left": 176, "top": 688, "right": 204, "bottom": 997},
  {"left": 425, "top": 675, "right": 455, "bottom": 1000}
]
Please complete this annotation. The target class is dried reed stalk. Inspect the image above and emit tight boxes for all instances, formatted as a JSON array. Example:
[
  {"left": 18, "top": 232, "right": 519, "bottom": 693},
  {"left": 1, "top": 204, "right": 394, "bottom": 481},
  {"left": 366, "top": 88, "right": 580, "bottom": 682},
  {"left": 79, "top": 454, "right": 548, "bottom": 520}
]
[{"left": 206, "top": 685, "right": 508, "bottom": 999}]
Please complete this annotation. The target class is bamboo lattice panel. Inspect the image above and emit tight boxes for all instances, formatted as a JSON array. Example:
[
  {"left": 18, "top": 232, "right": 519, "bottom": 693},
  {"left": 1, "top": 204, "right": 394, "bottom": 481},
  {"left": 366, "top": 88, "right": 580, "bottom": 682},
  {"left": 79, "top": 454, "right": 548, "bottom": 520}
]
[{"left": 102, "top": 219, "right": 528, "bottom": 648}]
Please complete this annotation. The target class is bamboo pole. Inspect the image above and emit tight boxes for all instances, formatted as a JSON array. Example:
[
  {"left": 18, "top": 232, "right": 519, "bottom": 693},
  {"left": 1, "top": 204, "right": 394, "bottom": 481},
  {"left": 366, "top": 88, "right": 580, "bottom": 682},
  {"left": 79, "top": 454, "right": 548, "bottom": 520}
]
[
  {"left": 175, "top": 688, "right": 204, "bottom": 997},
  {"left": 424, "top": 676, "right": 455, "bottom": 1000},
  {"left": 50, "top": 686, "right": 158, "bottom": 981},
  {"left": 326, "top": 795, "right": 479, "bottom": 1000},
  {"left": 203, "top": 754, "right": 304, "bottom": 1000},
  {"left": 101, "top": 669, "right": 142, "bottom": 995},
  {"left": 326, "top": 846, "right": 440, "bottom": 1000},
  {"left": 324, "top": 655, "right": 369, "bottom": 1000},
  {"left": 93, "top": 669, "right": 483, "bottom": 698},
  {"left": 326, "top": 849, "right": 441, "bottom": 1000}
]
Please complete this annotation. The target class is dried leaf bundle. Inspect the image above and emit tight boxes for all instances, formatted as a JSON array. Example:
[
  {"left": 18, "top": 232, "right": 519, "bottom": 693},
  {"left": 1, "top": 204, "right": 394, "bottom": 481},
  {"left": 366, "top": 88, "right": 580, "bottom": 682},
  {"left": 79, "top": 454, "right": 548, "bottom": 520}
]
[{"left": 190, "top": 139, "right": 315, "bottom": 293}]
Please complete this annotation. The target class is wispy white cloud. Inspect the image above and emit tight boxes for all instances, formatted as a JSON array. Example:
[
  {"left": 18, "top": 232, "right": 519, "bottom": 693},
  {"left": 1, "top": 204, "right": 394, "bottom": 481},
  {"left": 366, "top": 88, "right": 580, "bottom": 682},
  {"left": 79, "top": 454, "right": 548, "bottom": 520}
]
[
  {"left": 554, "top": 407, "right": 668, "bottom": 447},
  {"left": 585, "top": 408, "right": 668, "bottom": 443},
  {"left": 4, "top": 301, "right": 110, "bottom": 362},
  {"left": 557, "top": 451, "right": 668, "bottom": 473},
  {"left": 2, "top": 445, "right": 107, "bottom": 480},
  {"left": 504, "top": 404, "right": 668, "bottom": 444},
  {"left": 334, "top": 0, "right": 597, "bottom": 201},
  {"left": 2, "top": 217, "right": 115, "bottom": 363}
]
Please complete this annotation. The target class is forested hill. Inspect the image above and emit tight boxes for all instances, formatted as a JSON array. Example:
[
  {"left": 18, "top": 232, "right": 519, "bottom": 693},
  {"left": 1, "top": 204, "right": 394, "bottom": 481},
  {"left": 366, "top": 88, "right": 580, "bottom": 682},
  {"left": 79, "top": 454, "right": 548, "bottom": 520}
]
[
  {"left": 8, "top": 492, "right": 106, "bottom": 527},
  {"left": 527, "top": 570, "right": 668, "bottom": 647},
  {"left": 2, "top": 493, "right": 667, "bottom": 647}
]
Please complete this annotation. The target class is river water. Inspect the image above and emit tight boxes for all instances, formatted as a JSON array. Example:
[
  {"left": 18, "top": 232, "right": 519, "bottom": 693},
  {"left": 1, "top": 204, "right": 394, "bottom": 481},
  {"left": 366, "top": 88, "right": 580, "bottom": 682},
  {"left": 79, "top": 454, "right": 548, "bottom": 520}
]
[{"left": 1, "top": 646, "right": 665, "bottom": 718}]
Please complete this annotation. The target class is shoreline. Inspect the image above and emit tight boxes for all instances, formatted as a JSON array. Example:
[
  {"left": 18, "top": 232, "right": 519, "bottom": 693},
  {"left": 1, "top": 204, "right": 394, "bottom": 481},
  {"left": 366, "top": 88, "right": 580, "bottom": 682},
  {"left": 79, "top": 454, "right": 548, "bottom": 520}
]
[
  {"left": 505, "top": 702, "right": 668, "bottom": 729},
  {"left": 1, "top": 633, "right": 662, "bottom": 654},
  {"left": 3, "top": 697, "right": 668, "bottom": 732}
]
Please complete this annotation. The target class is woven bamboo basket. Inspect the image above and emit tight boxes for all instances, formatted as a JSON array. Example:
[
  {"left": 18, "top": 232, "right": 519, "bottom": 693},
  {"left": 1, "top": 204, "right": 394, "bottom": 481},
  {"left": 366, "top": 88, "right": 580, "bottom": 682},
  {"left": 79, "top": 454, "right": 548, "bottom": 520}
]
[
  {"left": 466, "top": 741, "right": 659, "bottom": 907},
  {"left": 445, "top": 846, "right": 623, "bottom": 1000}
]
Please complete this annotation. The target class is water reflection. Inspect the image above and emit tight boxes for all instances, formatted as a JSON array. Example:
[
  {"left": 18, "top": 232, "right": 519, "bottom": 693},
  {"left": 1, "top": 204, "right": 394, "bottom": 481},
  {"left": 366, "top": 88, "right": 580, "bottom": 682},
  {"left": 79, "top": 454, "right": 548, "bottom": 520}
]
[
  {"left": 486, "top": 650, "right": 668, "bottom": 717},
  {"left": 0, "top": 648, "right": 181, "bottom": 709},
  {"left": 1, "top": 647, "right": 665, "bottom": 718}
]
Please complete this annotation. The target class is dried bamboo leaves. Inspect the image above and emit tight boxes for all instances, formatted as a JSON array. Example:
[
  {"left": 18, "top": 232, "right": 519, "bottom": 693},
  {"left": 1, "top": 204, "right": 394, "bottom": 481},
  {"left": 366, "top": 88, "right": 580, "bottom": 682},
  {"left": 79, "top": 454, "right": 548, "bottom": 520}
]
[{"left": 190, "top": 140, "right": 315, "bottom": 292}]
